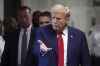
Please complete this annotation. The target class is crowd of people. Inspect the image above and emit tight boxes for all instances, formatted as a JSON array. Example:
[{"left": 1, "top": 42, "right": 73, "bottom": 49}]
[{"left": 0, "top": 3, "right": 99, "bottom": 66}]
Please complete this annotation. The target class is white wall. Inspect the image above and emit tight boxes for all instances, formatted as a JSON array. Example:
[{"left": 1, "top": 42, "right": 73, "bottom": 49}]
[
  {"left": 66, "top": 0, "right": 95, "bottom": 34},
  {"left": 1, "top": 0, "right": 100, "bottom": 36},
  {"left": 0, "top": 0, "right": 4, "bottom": 20},
  {"left": 94, "top": 6, "right": 100, "bottom": 25},
  {"left": 21, "top": 0, "right": 70, "bottom": 12}
]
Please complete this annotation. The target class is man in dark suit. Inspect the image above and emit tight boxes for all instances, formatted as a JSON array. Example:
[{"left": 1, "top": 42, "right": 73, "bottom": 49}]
[
  {"left": 33, "top": 4, "right": 91, "bottom": 66},
  {"left": 1, "top": 6, "right": 37, "bottom": 66}
]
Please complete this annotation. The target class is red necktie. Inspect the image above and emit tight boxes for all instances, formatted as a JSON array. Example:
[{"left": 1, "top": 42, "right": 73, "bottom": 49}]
[{"left": 58, "top": 32, "right": 64, "bottom": 66}]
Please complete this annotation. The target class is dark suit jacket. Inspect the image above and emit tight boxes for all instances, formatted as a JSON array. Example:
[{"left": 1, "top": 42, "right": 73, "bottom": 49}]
[
  {"left": 33, "top": 25, "right": 91, "bottom": 66},
  {"left": 1, "top": 27, "right": 37, "bottom": 66}
]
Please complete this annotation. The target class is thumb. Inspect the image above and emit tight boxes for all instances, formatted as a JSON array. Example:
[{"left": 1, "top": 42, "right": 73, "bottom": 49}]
[{"left": 38, "top": 40, "right": 44, "bottom": 45}]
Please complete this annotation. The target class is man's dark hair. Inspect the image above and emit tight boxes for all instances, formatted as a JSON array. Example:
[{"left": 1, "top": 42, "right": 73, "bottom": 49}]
[
  {"left": 18, "top": 6, "right": 31, "bottom": 12},
  {"left": 39, "top": 11, "right": 51, "bottom": 18}
]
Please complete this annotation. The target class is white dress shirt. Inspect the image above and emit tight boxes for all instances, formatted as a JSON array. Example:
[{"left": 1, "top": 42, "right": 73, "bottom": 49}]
[
  {"left": 63, "top": 27, "right": 68, "bottom": 66},
  {"left": 18, "top": 24, "right": 32, "bottom": 65}
]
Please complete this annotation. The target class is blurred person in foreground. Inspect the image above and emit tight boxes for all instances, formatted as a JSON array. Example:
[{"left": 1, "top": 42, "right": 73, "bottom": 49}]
[
  {"left": 3, "top": 16, "right": 18, "bottom": 35},
  {"left": 33, "top": 4, "right": 91, "bottom": 66},
  {"left": 0, "top": 19, "right": 5, "bottom": 65}
]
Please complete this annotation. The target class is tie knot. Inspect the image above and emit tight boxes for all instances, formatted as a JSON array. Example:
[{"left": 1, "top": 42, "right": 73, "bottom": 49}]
[
  {"left": 59, "top": 32, "right": 63, "bottom": 35},
  {"left": 24, "top": 29, "right": 27, "bottom": 32}
]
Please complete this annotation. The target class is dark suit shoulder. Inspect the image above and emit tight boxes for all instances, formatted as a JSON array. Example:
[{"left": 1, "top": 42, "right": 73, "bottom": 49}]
[
  {"left": 3, "top": 29, "right": 20, "bottom": 41},
  {"left": 37, "top": 24, "right": 52, "bottom": 29},
  {"left": 68, "top": 26, "right": 85, "bottom": 34},
  {"left": 37, "top": 25, "right": 53, "bottom": 32}
]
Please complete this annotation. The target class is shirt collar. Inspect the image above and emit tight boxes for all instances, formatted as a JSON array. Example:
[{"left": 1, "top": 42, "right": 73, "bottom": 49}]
[
  {"left": 62, "top": 26, "right": 68, "bottom": 36},
  {"left": 21, "top": 24, "right": 32, "bottom": 31}
]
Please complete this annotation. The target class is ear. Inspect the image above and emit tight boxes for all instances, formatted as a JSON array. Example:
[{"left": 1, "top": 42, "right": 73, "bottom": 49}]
[
  {"left": 67, "top": 17, "right": 70, "bottom": 21},
  {"left": 66, "top": 17, "right": 70, "bottom": 24}
]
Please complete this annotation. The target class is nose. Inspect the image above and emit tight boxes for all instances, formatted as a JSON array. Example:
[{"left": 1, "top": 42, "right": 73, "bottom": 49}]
[
  {"left": 52, "top": 18, "right": 57, "bottom": 24},
  {"left": 22, "top": 18, "right": 26, "bottom": 22},
  {"left": 43, "top": 22, "right": 46, "bottom": 25}
]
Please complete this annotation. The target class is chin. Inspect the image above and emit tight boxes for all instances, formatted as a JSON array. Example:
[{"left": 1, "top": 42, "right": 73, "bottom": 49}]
[{"left": 52, "top": 25, "right": 58, "bottom": 30}]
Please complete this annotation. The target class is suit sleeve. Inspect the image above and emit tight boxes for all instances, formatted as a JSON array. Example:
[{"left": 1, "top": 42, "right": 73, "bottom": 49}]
[{"left": 33, "top": 28, "right": 45, "bottom": 57}]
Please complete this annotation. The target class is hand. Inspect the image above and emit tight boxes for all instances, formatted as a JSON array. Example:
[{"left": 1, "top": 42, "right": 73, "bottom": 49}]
[{"left": 38, "top": 40, "right": 52, "bottom": 52}]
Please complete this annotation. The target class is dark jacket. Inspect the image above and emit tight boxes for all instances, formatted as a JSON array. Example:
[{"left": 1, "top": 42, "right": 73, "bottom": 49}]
[{"left": 1, "top": 27, "right": 37, "bottom": 66}]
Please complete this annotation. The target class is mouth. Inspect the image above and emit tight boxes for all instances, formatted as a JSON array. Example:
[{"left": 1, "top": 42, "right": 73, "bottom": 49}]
[
  {"left": 52, "top": 24, "right": 59, "bottom": 29},
  {"left": 54, "top": 24, "right": 58, "bottom": 27}
]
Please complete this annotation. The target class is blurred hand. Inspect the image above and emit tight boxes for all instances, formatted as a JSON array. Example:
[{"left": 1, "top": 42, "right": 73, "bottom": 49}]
[{"left": 38, "top": 40, "right": 52, "bottom": 52}]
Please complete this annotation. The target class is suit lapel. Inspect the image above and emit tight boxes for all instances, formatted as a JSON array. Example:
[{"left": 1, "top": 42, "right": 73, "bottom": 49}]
[
  {"left": 50, "top": 26, "right": 74, "bottom": 62},
  {"left": 25, "top": 27, "right": 36, "bottom": 63},
  {"left": 46, "top": 25, "right": 75, "bottom": 63},
  {"left": 14, "top": 29, "right": 20, "bottom": 64},
  {"left": 27, "top": 27, "right": 36, "bottom": 50},
  {"left": 67, "top": 26, "right": 74, "bottom": 64},
  {"left": 52, "top": 31, "right": 58, "bottom": 58}
]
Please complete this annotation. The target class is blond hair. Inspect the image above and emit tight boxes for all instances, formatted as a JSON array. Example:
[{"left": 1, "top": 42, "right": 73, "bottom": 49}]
[{"left": 51, "top": 4, "right": 70, "bottom": 17}]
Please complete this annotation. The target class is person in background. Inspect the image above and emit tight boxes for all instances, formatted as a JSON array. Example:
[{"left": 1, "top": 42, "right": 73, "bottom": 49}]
[
  {"left": 33, "top": 4, "right": 91, "bottom": 66},
  {"left": 1, "top": 6, "right": 37, "bottom": 66},
  {"left": 3, "top": 16, "right": 18, "bottom": 35},
  {"left": 88, "top": 24, "right": 100, "bottom": 66},
  {"left": 38, "top": 11, "right": 51, "bottom": 27},
  {"left": 32, "top": 11, "right": 41, "bottom": 28}
]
